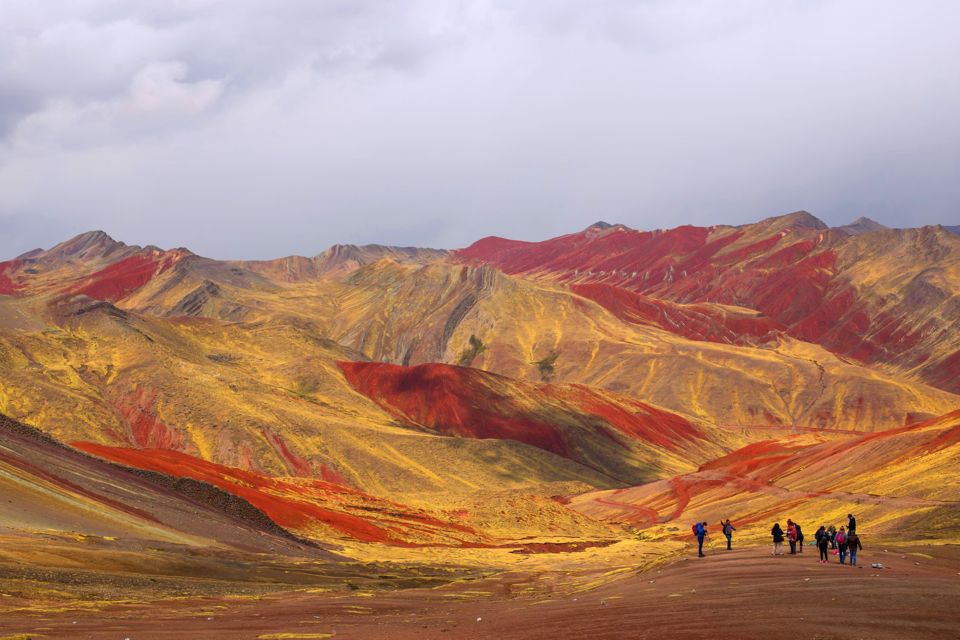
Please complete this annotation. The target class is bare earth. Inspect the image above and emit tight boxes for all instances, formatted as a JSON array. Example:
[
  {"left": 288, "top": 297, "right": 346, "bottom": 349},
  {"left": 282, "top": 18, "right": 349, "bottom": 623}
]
[{"left": 2, "top": 544, "right": 959, "bottom": 640}]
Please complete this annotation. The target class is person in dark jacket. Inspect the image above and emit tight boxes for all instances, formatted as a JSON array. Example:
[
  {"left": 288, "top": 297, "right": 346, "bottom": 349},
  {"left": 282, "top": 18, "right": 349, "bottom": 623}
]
[
  {"left": 771, "top": 522, "right": 785, "bottom": 556},
  {"left": 815, "top": 525, "right": 830, "bottom": 563},
  {"left": 848, "top": 513, "right": 857, "bottom": 533},
  {"left": 795, "top": 522, "right": 804, "bottom": 553},
  {"left": 837, "top": 526, "right": 849, "bottom": 564},
  {"left": 719, "top": 519, "right": 736, "bottom": 550},
  {"left": 827, "top": 524, "right": 837, "bottom": 549},
  {"left": 846, "top": 530, "right": 863, "bottom": 566},
  {"left": 695, "top": 521, "right": 707, "bottom": 557}
]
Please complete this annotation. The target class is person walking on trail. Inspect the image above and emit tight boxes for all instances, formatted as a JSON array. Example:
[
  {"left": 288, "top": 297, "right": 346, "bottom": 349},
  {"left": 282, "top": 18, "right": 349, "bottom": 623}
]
[
  {"left": 827, "top": 524, "right": 837, "bottom": 549},
  {"left": 846, "top": 530, "right": 863, "bottom": 566},
  {"left": 836, "top": 526, "right": 848, "bottom": 564},
  {"left": 848, "top": 513, "right": 857, "bottom": 534},
  {"left": 787, "top": 519, "right": 798, "bottom": 555},
  {"left": 695, "top": 521, "right": 708, "bottom": 557},
  {"left": 771, "top": 522, "right": 785, "bottom": 556},
  {"left": 815, "top": 525, "right": 830, "bottom": 563},
  {"left": 720, "top": 519, "right": 736, "bottom": 550},
  {"left": 795, "top": 522, "right": 805, "bottom": 553}
]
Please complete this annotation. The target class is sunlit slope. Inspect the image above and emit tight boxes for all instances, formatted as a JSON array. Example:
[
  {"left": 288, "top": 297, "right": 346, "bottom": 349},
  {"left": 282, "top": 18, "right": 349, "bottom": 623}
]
[
  {"left": 0, "top": 413, "right": 324, "bottom": 555},
  {"left": 196, "top": 259, "right": 957, "bottom": 430},
  {"left": 569, "top": 409, "right": 960, "bottom": 543},
  {"left": 457, "top": 213, "right": 960, "bottom": 393},
  {"left": 5, "top": 230, "right": 955, "bottom": 432},
  {"left": 0, "top": 297, "right": 631, "bottom": 503}
]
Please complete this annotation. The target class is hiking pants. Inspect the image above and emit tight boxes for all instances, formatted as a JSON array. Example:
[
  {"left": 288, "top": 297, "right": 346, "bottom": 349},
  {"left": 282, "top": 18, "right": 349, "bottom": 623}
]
[
  {"left": 789, "top": 540, "right": 797, "bottom": 554},
  {"left": 773, "top": 541, "right": 783, "bottom": 555},
  {"left": 725, "top": 533, "right": 732, "bottom": 550},
  {"left": 697, "top": 535, "right": 705, "bottom": 556},
  {"left": 849, "top": 549, "right": 858, "bottom": 566},
  {"left": 839, "top": 548, "right": 847, "bottom": 564},
  {"left": 819, "top": 543, "right": 829, "bottom": 561},
  {"left": 798, "top": 539, "right": 803, "bottom": 552}
]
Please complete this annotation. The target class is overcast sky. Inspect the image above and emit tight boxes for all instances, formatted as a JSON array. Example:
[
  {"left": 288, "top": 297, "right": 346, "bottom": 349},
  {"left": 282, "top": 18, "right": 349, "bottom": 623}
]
[{"left": 1, "top": 1, "right": 958, "bottom": 259}]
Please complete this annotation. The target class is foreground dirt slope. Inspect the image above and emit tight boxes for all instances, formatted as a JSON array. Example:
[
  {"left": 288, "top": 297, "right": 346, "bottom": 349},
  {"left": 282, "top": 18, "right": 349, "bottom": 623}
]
[
  {"left": 0, "top": 413, "right": 322, "bottom": 555},
  {"left": 2, "top": 545, "right": 957, "bottom": 639}
]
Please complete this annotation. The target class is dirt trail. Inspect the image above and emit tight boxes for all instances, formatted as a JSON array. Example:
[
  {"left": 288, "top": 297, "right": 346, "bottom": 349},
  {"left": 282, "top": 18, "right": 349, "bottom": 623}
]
[{"left": 2, "top": 544, "right": 958, "bottom": 639}]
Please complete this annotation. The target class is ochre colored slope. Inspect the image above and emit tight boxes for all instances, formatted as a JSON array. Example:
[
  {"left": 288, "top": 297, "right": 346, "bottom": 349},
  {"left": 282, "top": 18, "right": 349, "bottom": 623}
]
[
  {"left": 73, "top": 442, "right": 485, "bottom": 547},
  {"left": 569, "top": 409, "right": 960, "bottom": 543}
]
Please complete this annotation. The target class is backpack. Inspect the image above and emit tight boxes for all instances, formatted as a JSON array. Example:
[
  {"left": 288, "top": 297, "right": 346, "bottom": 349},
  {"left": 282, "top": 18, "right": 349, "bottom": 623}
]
[
  {"left": 692, "top": 524, "right": 699, "bottom": 536},
  {"left": 836, "top": 532, "right": 846, "bottom": 546}
]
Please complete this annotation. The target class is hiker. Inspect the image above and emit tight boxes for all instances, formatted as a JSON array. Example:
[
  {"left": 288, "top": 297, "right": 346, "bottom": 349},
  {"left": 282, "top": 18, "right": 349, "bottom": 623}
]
[
  {"left": 695, "top": 521, "right": 708, "bottom": 557},
  {"left": 720, "top": 519, "right": 736, "bottom": 550},
  {"left": 787, "top": 519, "right": 798, "bottom": 554},
  {"left": 771, "top": 522, "right": 785, "bottom": 556},
  {"left": 795, "top": 522, "right": 804, "bottom": 553},
  {"left": 846, "top": 530, "right": 863, "bottom": 566},
  {"left": 827, "top": 524, "right": 837, "bottom": 549},
  {"left": 837, "top": 526, "right": 848, "bottom": 564},
  {"left": 815, "top": 525, "right": 830, "bottom": 563},
  {"left": 848, "top": 513, "right": 857, "bottom": 534}
]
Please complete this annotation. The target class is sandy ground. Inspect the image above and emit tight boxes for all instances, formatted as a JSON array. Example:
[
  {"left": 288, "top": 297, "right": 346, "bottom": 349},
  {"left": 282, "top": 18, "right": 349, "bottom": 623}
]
[{"left": 1, "top": 543, "right": 958, "bottom": 639}]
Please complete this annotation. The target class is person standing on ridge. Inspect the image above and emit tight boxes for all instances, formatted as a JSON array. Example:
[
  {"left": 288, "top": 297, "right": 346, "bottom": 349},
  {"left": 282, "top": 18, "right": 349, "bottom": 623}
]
[
  {"left": 827, "top": 524, "right": 837, "bottom": 549},
  {"left": 815, "top": 525, "right": 830, "bottom": 563},
  {"left": 771, "top": 522, "right": 785, "bottom": 556},
  {"left": 695, "top": 521, "right": 708, "bottom": 557},
  {"left": 848, "top": 513, "right": 857, "bottom": 534},
  {"left": 787, "top": 519, "right": 798, "bottom": 555},
  {"left": 795, "top": 522, "right": 804, "bottom": 553},
  {"left": 719, "top": 519, "right": 736, "bottom": 550},
  {"left": 846, "top": 530, "right": 863, "bottom": 566}
]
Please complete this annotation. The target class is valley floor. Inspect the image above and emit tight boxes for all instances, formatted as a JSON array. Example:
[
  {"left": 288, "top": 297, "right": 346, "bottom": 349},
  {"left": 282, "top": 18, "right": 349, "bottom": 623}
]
[{"left": 2, "top": 543, "right": 958, "bottom": 639}]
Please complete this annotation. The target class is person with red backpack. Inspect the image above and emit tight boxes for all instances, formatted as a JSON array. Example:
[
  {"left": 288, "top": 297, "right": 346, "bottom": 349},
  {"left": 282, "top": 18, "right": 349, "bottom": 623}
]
[
  {"left": 786, "top": 519, "right": 798, "bottom": 554},
  {"left": 836, "top": 526, "right": 848, "bottom": 564},
  {"left": 693, "top": 521, "right": 708, "bottom": 557}
]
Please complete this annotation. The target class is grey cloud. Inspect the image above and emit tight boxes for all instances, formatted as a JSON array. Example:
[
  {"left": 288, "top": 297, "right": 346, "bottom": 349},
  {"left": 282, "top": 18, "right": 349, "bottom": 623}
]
[{"left": 0, "top": 0, "right": 958, "bottom": 260}]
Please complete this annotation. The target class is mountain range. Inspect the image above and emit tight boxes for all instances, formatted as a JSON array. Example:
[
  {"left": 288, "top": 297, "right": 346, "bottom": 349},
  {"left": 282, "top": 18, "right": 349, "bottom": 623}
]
[{"left": 1, "top": 211, "right": 958, "bottom": 585}]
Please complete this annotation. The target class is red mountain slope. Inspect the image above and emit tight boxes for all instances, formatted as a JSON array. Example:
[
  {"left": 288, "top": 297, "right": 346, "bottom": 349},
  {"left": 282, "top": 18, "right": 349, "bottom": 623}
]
[
  {"left": 457, "top": 213, "right": 960, "bottom": 392},
  {"left": 339, "top": 361, "right": 720, "bottom": 483}
]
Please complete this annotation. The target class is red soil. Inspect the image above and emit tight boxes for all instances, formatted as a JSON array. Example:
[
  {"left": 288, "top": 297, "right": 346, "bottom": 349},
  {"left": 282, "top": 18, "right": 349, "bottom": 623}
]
[
  {"left": 339, "top": 361, "right": 571, "bottom": 457},
  {"left": 339, "top": 361, "right": 707, "bottom": 461},
  {"left": 0, "top": 260, "right": 23, "bottom": 295},
  {"left": 72, "top": 443, "right": 476, "bottom": 546},
  {"left": 260, "top": 427, "right": 313, "bottom": 476},
  {"left": 114, "top": 388, "right": 184, "bottom": 450},
  {"left": 69, "top": 251, "right": 183, "bottom": 302},
  {"left": 572, "top": 283, "right": 782, "bottom": 345}
]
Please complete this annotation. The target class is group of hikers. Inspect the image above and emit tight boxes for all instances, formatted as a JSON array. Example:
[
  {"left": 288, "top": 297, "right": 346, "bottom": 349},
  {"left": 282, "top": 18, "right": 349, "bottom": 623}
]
[{"left": 692, "top": 514, "right": 864, "bottom": 565}]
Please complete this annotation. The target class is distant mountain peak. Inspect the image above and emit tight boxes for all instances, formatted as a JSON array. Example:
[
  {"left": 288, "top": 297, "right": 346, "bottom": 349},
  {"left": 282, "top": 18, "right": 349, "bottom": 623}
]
[
  {"left": 754, "top": 210, "right": 828, "bottom": 233},
  {"left": 45, "top": 230, "right": 125, "bottom": 260},
  {"left": 584, "top": 221, "right": 632, "bottom": 235},
  {"left": 588, "top": 221, "right": 614, "bottom": 230},
  {"left": 836, "top": 216, "right": 888, "bottom": 235}
]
